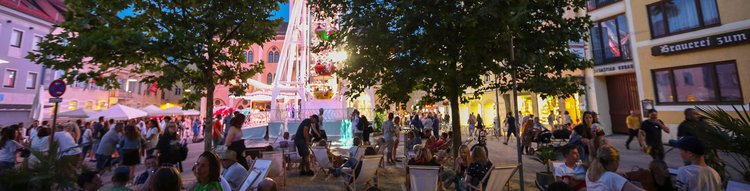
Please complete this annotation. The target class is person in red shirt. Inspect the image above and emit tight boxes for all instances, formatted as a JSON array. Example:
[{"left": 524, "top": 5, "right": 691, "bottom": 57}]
[{"left": 212, "top": 115, "right": 223, "bottom": 146}]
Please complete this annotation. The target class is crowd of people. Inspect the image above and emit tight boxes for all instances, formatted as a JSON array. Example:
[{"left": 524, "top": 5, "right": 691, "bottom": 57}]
[{"left": 0, "top": 111, "right": 283, "bottom": 191}]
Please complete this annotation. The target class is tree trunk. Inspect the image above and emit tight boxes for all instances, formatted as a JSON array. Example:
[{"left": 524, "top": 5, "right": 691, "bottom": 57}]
[
  {"left": 449, "top": 91, "right": 462, "bottom": 157},
  {"left": 204, "top": 83, "right": 215, "bottom": 151}
]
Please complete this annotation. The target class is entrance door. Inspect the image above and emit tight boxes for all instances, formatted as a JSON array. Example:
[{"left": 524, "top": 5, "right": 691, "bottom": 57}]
[{"left": 606, "top": 73, "right": 640, "bottom": 134}]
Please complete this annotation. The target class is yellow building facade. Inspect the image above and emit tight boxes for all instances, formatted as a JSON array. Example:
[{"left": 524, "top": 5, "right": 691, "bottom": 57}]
[{"left": 586, "top": 0, "right": 749, "bottom": 140}]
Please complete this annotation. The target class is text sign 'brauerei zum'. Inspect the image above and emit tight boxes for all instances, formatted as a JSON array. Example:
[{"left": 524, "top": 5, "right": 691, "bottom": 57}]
[{"left": 651, "top": 28, "right": 750, "bottom": 56}]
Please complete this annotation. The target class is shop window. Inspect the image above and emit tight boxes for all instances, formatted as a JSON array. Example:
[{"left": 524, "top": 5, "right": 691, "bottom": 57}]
[
  {"left": 652, "top": 61, "right": 742, "bottom": 104},
  {"left": 647, "top": 0, "right": 720, "bottom": 38},
  {"left": 590, "top": 15, "right": 631, "bottom": 65}
]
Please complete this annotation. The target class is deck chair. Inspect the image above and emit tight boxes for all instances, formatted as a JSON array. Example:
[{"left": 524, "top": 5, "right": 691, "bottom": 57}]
[
  {"left": 283, "top": 142, "right": 302, "bottom": 170},
  {"left": 311, "top": 146, "right": 334, "bottom": 177},
  {"left": 261, "top": 151, "right": 286, "bottom": 187},
  {"left": 408, "top": 165, "right": 440, "bottom": 191},
  {"left": 728, "top": 181, "right": 750, "bottom": 191},
  {"left": 239, "top": 159, "right": 272, "bottom": 191},
  {"left": 343, "top": 155, "right": 383, "bottom": 191},
  {"left": 466, "top": 164, "right": 519, "bottom": 191}
]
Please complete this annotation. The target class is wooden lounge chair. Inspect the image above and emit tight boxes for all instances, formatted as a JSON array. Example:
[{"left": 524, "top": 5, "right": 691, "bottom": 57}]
[
  {"left": 261, "top": 151, "right": 286, "bottom": 187},
  {"left": 343, "top": 155, "right": 383, "bottom": 191},
  {"left": 407, "top": 165, "right": 440, "bottom": 191},
  {"left": 466, "top": 164, "right": 519, "bottom": 191},
  {"left": 239, "top": 159, "right": 272, "bottom": 191},
  {"left": 311, "top": 146, "right": 334, "bottom": 177}
]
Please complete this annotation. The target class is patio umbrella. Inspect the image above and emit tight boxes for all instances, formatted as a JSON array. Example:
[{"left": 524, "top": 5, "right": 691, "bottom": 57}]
[
  {"left": 140, "top": 105, "right": 162, "bottom": 116},
  {"left": 159, "top": 106, "right": 200, "bottom": 116},
  {"left": 57, "top": 109, "right": 96, "bottom": 119},
  {"left": 86, "top": 104, "right": 147, "bottom": 121}
]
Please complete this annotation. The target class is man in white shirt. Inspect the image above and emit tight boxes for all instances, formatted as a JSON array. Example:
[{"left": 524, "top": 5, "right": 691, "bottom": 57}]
[
  {"left": 555, "top": 145, "right": 585, "bottom": 190},
  {"left": 221, "top": 150, "right": 248, "bottom": 190},
  {"left": 351, "top": 110, "right": 362, "bottom": 139},
  {"left": 675, "top": 136, "right": 721, "bottom": 191}
]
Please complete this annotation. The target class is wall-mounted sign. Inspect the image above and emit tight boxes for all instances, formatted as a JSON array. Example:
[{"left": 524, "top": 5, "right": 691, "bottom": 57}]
[
  {"left": 641, "top": 99, "right": 654, "bottom": 118},
  {"left": 594, "top": 62, "right": 634, "bottom": 75},
  {"left": 651, "top": 28, "right": 750, "bottom": 56}
]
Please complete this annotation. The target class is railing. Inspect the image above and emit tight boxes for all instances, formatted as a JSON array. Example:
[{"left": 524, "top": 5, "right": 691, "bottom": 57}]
[{"left": 268, "top": 108, "right": 375, "bottom": 122}]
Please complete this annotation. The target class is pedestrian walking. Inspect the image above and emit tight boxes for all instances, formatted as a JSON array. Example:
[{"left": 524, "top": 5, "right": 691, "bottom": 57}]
[
  {"left": 625, "top": 110, "right": 641, "bottom": 150},
  {"left": 639, "top": 109, "right": 670, "bottom": 160}
]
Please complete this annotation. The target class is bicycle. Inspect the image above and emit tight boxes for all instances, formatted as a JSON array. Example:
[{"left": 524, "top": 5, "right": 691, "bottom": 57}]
[{"left": 471, "top": 127, "right": 489, "bottom": 155}]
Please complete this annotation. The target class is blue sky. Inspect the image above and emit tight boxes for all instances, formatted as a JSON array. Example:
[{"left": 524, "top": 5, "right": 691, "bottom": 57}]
[{"left": 117, "top": 3, "right": 289, "bottom": 22}]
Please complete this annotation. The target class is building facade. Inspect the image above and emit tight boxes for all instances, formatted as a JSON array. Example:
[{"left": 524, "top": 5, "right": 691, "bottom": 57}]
[
  {"left": 586, "top": 0, "right": 750, "bottom": 139},
  {"left": 0, "top": 0, "right": 65, "bottom": 125}
]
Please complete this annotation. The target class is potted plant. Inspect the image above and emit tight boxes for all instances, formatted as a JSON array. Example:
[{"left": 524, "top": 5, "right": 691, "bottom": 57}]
[
  {"left": 533, "top": 145, "right": 557, "bottom": 189},
  {"left": 694, "top": 104, "right": 750, "bottom": 183}
]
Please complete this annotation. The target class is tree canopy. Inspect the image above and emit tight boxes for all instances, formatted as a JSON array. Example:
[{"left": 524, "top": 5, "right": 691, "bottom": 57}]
[
  {"left": 28, "top": 0, "right": 283, "bottom": 150},
  {"left": 310, "top": 0, "right": 591, "bottom": 155}
]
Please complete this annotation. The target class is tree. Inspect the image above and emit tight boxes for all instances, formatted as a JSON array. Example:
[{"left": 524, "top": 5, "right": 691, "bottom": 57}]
[
  {"left": 310, "top": 0, "right": 591, "bottom": 156},
  {"left": 28, "top": 0, "right": 283, "bottom": 150}
]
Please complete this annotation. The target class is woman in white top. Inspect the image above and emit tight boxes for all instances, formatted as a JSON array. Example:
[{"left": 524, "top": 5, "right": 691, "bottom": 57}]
[
  {"left": 0, "top": 126, "right": 24, "bottom": 172},
  {"left": 81, "top": 122, "right": 94, "bottom": 161},
  {"left": 145, "top": 119, "right": 160, "bottom": 155},
  {"left": 586, "top": 144, "right": 644, "bottom": 191},
  {"left": 56, "top": 123, "right": 82, "bottom": 159},
  {"left": 27, "top": 127, "right": 51, "bottom": 167}
]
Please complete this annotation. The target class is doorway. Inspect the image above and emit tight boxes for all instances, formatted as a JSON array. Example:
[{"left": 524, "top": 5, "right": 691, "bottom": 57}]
[{"left": 606, "top": 73, "right": 640, "bottom": 134}]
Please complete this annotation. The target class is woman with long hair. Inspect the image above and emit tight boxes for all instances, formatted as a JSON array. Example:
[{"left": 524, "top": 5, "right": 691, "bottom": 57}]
[
  {"left": 224, "top": 113, "right": 248, "bottom": 169},
  {"left": 145, "top": 119, "right": 160, "bottom": 156},
  {"left": 0, "top": 126, "right": 23, "bottom": 172},
  {"left": 148, "top": 167, "right": 182, "bottom": 191},
  {"left": 121, "top": 124, "right": 145, "bottom": 179},
  {"left": 27, "top": 127, "right": 50, "bottom": 167},
  {"left": 190, "top": 151, "right": 223, "bottom": 191},
  {"left": 156, "top": 122, "right": 181, "bottom": 170},
  {"left": 465, "top": 147, "right": 493, "bottom": 189},
  {"left": 570, "top": 111, "right": 594, "bottom": 162},
  {"left": 80, "top": 122, "right": 94, "bottom": 161},
  {"left": 586, "top": 145, "right": 644, "bottom": 191}
]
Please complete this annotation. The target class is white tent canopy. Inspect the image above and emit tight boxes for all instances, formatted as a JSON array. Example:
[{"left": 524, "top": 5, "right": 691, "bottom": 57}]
[
  {"left": 58, "top": 109, "right": 96, "bottom": 119},
  {"left": 86, "top": 104, "right": 147, "bottom": 121},
  {"left": 155, "top": 106, "right": 200, "bottom": 116},
  {"left": 140, "top": 105, "right": 162, "bottom": 116}
]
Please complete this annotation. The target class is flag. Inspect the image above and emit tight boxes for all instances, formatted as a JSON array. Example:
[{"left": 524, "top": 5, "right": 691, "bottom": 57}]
[
  {"left": 29, "top": 86, "right": 44, "bottom": 122},
  {"left": 149, "top": 82, "right": 158, "bottom": 93}
]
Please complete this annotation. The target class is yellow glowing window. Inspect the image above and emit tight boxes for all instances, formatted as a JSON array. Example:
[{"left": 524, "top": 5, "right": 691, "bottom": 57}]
[
  {"left": 85, "top": 101, "right": 92, "bottom": 110},
  {"left": 69, "top": 101, "right": 77, "bottom": 110}
]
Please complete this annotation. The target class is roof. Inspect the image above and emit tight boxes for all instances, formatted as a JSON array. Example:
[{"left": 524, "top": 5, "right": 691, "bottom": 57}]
[
  {"left": 275, "top": 22, "right": 288, "bottom": 35},
  {"left": 0, "top": 0, "right": 65, "bottom": 24}
]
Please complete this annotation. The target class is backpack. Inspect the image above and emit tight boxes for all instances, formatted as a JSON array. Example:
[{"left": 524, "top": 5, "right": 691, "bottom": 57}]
[{"left": 175, "top": 139, "right": 189, "bottom": 161}]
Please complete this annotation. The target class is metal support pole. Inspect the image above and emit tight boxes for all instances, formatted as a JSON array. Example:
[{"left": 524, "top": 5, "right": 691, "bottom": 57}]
[
  {"left": 49, "top": 101, "right": 59, "bottom": 155},
  {"left": 510, "top": 35, "right": 525, "bottom": 191},
  {"left": 493, "top": 75, "right": 502, "bottom": 138}
]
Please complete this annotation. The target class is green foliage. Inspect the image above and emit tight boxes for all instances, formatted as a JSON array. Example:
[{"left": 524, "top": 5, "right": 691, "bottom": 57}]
[
  {"left": 532, "top": 146, "right": 556, "bottom": 173},
  {"left": 695, "top": 104, "right": 750, "bottom": 182},
  {"left": 0, "top": 142, "right": 84, "bottom": 190},
  {"left": 310, "top": 0, "right": 591, "bottom": 155},
  {"left": 373, "top": 110, "right": 385, "bottom": 132},
  {"left": 27, "top": 0, "right": 283, "bottom": 150}
]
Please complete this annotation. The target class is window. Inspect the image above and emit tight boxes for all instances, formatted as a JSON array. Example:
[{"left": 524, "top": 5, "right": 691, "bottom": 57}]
[
  {"left": 588, "top": 0, "right": 621, "bottom": 10},
  {"left": 54, "top": 70, "right": 65, "bottom": 80},
  {"left": 127, "top": 80, "right": 136, "bottom": 92},
  {"left": 4, "top": 69, "right": 17, "bottom": 88},
  {"left": 647, "top": 0, "right": 720, "bottom": 38},
  {"left": 267, "top": 73, "right": 273, "bottom": 84},
  {"left": 69, "top": 101, "right": 77, "bottom": 111},
  {"left": 653, "top": 61, "right": 742, "bottom": 104},
  {"left": 26, "top": 72, "right": 37, "bottom": 89},
  {"left": 590, "top": 15, "right": 631, "bottom": 65},
  {"left": 10, "top": 29, "right": 23, "bottom": 47},
  {"left": 268, "top": 48, "right": 279, "bottom": 63},
  {"left": 247, "top": 51, "right": 253, "bottom": 63},
  {"left": 32, "top": 35, "right": 43, "bottom": 51},
  {"left": 175, "top": 87, "right": 181, "bottom": 95},
  {"left": 85, "top": 101, "right": 92, "bottom": 110},
  {"left": 137, "top": 83, "right": 142, "bottom": 94}
]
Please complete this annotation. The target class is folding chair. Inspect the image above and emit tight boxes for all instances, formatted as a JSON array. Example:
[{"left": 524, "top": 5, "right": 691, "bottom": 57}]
[
  {"left": 311, "top": 146, "right": 334, "bottom": 177},
  {"left": 465, "top": 164, "right": 519, "bottom": 191},
  {"left": 261, "top": 151, "right": 286, "bottom": 187},
  {"left": 343, "top": 155, "right": 383, "bottom": 191},
  {"left": 408, "top": 165, "right": 440, "bottom": 191},
  {"left": 239, "top": 159, "right": 272, "bottom": 191}
]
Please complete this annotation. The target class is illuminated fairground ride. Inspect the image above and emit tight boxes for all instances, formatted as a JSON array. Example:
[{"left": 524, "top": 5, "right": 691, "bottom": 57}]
[{"left": 259, "top": 0, "right": 375, "bottom": 144}]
